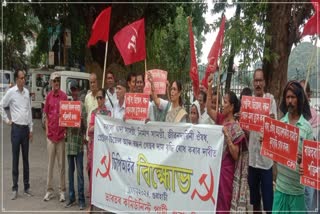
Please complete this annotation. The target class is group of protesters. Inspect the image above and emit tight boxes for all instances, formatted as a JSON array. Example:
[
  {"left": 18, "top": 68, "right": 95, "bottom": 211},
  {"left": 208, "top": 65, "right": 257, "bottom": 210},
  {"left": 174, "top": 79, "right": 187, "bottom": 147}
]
[{"left": 0, "top": 67, "right": 319, "bottom": 213}]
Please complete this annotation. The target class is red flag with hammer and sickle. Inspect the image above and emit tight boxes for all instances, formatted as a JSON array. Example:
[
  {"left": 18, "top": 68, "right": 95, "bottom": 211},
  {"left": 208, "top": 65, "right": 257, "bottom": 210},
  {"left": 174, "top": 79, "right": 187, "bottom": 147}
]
[
  {"left": 113, "top": 18, "right": 146, "bottom": 65},
  {"left": 301, "top": 0, "right": 320, "bottom": 37},
  {"left": 188, "top": 17, "right": 200, "bottom": 99},
  {"left": 201, "top": 16, "right": 226, "bottom": 89}
]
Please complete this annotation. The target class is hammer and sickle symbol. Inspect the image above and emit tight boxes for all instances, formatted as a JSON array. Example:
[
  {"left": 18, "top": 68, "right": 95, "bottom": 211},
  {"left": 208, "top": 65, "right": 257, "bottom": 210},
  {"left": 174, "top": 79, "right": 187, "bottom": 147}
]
[
  {"left": 95, "top": 152, "right": 111, "bottom": 181},
  {"left": 191, "top": 167, "right": 215, "bottom": 205}
]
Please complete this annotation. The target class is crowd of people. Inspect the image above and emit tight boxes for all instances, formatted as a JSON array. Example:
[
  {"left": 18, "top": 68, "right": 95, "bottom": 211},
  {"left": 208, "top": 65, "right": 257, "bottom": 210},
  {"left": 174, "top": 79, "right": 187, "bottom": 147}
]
[{"left": 0, "top": 68, "right": 319, "bottom": 213}]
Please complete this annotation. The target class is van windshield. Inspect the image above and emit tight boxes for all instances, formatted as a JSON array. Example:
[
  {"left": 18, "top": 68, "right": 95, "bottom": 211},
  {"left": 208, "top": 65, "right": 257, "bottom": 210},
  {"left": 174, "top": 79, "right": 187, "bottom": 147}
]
[{"left": 0, "top": 73, "right": 11, "bottom": 84}]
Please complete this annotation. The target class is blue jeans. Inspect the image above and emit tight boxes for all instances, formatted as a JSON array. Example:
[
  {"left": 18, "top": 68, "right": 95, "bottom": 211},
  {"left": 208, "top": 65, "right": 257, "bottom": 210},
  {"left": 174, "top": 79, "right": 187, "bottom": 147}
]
[
  {"left": 304, "top": 186, "right": 319, "bottom": 212},
  {"left": 67, "top": 153, "right": 85, "bottom": 205},
  {"left": 11, "top": 123, "right": 30, "bottom": 191}
]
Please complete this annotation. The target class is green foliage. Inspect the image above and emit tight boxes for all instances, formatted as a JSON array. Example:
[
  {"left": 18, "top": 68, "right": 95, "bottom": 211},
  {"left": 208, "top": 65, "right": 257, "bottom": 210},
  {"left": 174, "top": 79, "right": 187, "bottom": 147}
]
[{"left": 1, "top": 3, "right": 40, "bottom": 70}]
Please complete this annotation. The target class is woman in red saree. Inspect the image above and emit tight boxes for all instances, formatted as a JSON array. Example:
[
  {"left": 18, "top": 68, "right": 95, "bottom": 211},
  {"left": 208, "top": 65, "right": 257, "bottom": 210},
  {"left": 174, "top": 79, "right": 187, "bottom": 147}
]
[{"left": 206, "top": 78, "right": 246, "bottom": 213}]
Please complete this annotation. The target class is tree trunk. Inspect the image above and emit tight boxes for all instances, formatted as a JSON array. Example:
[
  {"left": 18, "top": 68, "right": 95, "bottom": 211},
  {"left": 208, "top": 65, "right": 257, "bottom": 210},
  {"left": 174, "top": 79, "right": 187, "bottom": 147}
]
[
  {"left": 262, "top": 3, "right": 292, "bottom": 110},
  {"left": 263, "top": 1, "right": 312, "bottom": 112}
]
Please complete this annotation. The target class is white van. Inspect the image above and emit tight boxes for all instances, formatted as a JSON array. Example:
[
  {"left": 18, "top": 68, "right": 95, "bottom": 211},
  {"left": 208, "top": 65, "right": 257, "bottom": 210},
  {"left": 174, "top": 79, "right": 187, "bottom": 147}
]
[
  {"left": 28, "top": 68, "right": 55, "bottom": 110},
  {"left": 0, "top": 70, "right": 14, "bottom": 99}
]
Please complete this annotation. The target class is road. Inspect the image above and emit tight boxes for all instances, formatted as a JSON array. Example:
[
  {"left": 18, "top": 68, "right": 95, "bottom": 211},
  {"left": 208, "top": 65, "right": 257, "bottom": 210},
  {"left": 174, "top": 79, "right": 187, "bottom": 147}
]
[{"left": 1, "top": 119, "right": 89, "bottom": 213}]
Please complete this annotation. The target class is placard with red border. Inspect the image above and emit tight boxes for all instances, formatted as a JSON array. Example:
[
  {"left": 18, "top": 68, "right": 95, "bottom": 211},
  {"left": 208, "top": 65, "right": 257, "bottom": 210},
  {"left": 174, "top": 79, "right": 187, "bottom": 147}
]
[
  {"left": 301, "top": 140, "right": 320, "bottom": 190},
  {"left": 261, "top": 117, "right": 299, "bottom": 170},
  {"left": 59, "top": 101, "right": 81, "bottom": 127},
  {"left": 239, "top": 96, "right": 271, "bottom": 132}
]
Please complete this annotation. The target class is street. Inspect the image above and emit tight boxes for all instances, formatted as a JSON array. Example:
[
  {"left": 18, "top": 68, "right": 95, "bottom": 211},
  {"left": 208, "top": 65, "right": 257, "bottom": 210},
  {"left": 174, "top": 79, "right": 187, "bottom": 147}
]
[{"left": 1, "top": 119, "right": 89, "bottom": 213}]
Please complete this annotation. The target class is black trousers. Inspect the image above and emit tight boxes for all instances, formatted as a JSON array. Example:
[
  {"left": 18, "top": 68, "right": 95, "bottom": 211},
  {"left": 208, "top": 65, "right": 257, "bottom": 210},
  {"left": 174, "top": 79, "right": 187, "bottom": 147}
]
[{"left": 11, "top": 123, "right": 30, "bottom": 191}]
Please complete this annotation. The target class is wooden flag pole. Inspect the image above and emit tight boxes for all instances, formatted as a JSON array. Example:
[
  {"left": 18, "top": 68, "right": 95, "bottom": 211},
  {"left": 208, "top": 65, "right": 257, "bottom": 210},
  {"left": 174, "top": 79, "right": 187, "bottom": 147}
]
[
  {"left": 304, "top": 38, "right": 318, "bottom": 91},
  {"left": 144, "top": 59, "right": 147, "bottom": 73},
  {"left": 215, "top": 65, "right": 223, "bottom": 113},
  {"left": 102, "top": 41, "right": 109, "bottom": 88}
]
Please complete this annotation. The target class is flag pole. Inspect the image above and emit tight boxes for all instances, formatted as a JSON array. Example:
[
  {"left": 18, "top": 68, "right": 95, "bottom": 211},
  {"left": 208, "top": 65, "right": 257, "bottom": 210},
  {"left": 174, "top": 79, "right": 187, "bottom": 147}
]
[
  {"left": 144, "top": 59, "right": 147, "bottom": 73},
  {"left": 102, "top": 41, "right": 109, "bottom": 88},
  {"left": 304, "top": 38, "right": 317, "bottom": 91},
  {"left": 215, "top": 64, "right": 223, "bottom": 113}
]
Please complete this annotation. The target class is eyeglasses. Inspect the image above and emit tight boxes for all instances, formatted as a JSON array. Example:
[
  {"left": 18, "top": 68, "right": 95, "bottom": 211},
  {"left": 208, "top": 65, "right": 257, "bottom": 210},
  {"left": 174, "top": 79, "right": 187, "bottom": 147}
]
[
  {"left": 97, "top": 96, "right": 104, "bottom": 100},
  {"left": 53, "top": 79, "right": 60, "bottom": 83}
]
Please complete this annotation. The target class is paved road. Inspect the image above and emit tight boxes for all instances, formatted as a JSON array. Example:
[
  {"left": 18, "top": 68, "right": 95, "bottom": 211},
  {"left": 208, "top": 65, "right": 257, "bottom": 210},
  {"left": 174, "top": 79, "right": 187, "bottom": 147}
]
[{"left": 1, "top": 119, "right": 89, "bottom": 213}]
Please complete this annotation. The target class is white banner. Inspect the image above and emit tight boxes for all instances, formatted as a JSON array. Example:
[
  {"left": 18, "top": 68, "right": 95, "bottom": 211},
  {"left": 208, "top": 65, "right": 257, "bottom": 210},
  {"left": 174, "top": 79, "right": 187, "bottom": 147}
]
[{"left": 92, "top": 115, "right": 224, "bottom": 213}]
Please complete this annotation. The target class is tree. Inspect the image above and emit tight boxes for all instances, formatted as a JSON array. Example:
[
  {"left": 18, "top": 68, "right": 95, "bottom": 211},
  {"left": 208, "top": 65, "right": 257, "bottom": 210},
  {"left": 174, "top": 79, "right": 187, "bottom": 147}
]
[
  {"left": 1, "top": 3, "right": 40, "bottom": 70},
  {"left": 262, "top": 1, "right": 313, "bottom": 106}
]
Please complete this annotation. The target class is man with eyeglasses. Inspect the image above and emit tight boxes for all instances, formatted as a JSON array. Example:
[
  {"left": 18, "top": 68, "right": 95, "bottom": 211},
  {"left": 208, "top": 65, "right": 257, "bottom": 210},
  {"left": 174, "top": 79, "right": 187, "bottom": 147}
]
[
  {"left": 43, "top": 72, "right": 68, "bottom": 202},
  {"left": 0, "top": 69, "right": 33, "bottom": 200},
  {"left": 112, "top": 79, "right": 127, "bottom": 120},
  {"left": 248, "top": 68, "right": 277, "bottom": 214}
]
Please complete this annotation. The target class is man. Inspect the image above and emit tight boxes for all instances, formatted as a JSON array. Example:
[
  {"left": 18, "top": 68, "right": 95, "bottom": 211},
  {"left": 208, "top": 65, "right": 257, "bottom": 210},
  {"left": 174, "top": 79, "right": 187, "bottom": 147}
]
[
  {"left": 126, "top": 71, "right": 136, "bottom": 93},
  {"left": 113, "top": 80, "right": 127, "bottom": 120},
  {"left": 64, "top": 81, "right": 85, "bottom": 210},
  {"left": 273, "top": 80, "right": 313, "bottom": 212},
  {"left": 104, "top": 70, "right": 117, "bottom": 111},
  {"left": 84, "top": 73, "right": 98, "bottom": 197},
  {"left": 0, "top": 69, "right": 33, "bottom": 200},
  {"left": 198, "top": 90, "right": 210, "bottom": 124},
  {"left": 248, "top": 68, "right": 277, "bottom": 213},
  {"left": 135, "top": 73, "right": 154, "bottom": 121},
  {"left": 43, "top": 72, "right": 68, "bottom": 202}
]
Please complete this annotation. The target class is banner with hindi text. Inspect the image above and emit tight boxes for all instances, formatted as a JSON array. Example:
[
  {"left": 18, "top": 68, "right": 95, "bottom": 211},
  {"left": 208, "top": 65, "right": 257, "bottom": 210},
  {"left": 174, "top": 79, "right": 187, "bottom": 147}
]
[
  {"left": 92, "top": 116, "right": 224, "bottom": 213},
  {"left": 261, "top": 117, "right": 299, "bottom": 170},
  {"left": 301, "top": 140, "right": 320, "bottom": 190}
]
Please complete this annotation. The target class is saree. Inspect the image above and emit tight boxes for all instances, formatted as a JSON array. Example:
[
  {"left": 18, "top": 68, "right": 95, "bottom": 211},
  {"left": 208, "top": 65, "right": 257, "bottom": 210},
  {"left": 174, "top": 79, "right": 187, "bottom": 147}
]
[
  {"left": 216, "top": 118, "right": 246, "bottom": 213},
  {"left": 165, "top": 105, "right": 187, "bottom": 123}
]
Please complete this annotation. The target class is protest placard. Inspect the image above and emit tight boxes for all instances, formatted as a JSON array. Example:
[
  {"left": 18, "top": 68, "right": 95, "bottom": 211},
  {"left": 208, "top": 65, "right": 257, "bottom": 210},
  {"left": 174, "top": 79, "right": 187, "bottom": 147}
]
[
  {"left": 59, "top": 101, "right": 81, "bottom": 127},
  {"left": 240, "top": 96, "right": 271, "bottom": 132},
  {"left": 144, "top": 69, "right": 167, "bottom": 95},
  {"left": 261, "top": 117, "right": 299, "bottom": 170},
  {"left": 301, "top": 139, "right": 320, "bottom": 190},
  {"left": 125, "top": 93, "right": 149, "bottom": 121}
]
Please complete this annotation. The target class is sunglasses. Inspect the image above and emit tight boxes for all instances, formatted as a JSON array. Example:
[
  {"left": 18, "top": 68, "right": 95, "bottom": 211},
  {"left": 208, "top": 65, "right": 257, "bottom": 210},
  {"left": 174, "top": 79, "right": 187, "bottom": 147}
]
[
  {"left": 97, "top": 96, "right": 104, "bottom": 100},
  {"left": 53, "top": 79, "right": 60, "bottom": 83}
]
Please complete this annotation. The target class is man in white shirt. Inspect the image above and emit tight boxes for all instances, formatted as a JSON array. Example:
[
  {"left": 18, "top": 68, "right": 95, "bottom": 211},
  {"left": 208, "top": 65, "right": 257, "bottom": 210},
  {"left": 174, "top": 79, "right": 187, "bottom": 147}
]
[
  {"left": 0, "top": 69, "right": 33, "bottom": 200},
  {"left": 104, "top": 70, "right": 117, "bottom": 111},
  {"left": 248, "top": 68, "right": 277, "bottom": 214},
  {"left": 113, "top": 80, "right": 127, "bottom": 120}
]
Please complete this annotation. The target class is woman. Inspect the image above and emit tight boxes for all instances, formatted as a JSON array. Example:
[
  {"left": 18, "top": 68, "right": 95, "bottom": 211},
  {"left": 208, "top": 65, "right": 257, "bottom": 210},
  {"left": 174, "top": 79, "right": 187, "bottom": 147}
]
[
  {"left": 189, "top": 100, "right": 201, "bottom": 124},
  {"left": 87, "top": 89, "right": 111, "bottom": 205},
  {"left": 206, "top": 78, "right": 247, "bottom": 213},
  {"left": 148, "top": 72, "right": 187, "bottom": 123}
]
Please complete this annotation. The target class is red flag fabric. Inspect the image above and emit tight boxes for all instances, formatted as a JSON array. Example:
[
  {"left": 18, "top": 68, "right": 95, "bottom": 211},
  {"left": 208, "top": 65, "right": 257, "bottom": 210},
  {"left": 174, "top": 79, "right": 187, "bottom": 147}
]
[
  {"left": 113, "top": 18, "right": 146, "bottom": 65},
  {"left": 301, "top": 0, "right": 320, "bottom": 37},
  {"left": 87, "top": 7, "right": 112, "bottom": 47},
  {"left": 201, "top": 16, "right": 226, "bottom": 89},
  {"left": 188, "top": 17, "right": 200, "bottom": 99}
]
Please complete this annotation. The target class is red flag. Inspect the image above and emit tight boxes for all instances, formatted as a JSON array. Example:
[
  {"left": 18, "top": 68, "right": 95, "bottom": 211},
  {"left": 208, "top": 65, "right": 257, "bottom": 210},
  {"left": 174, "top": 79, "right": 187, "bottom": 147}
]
[
  {"left": 301, "top": 0, "right": 320, "bottom": 37},
  {"left": 201, "top": 16, "right": 226, "bottom": 89},
  {"left": 87, "top": 7, "right": 112, "bottom": 47},
  {"left": 113, "top": 18, "right": 146, "bottom": 65},
  {"left": 188, "top": 17, "right": 200, "bottom": 99}
]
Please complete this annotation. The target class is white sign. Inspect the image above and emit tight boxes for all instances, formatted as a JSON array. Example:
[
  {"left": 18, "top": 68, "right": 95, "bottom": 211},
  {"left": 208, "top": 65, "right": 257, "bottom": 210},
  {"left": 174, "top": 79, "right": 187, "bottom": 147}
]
[{"left": 92, "top": 116, "right": 224, "bottom": 213}]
